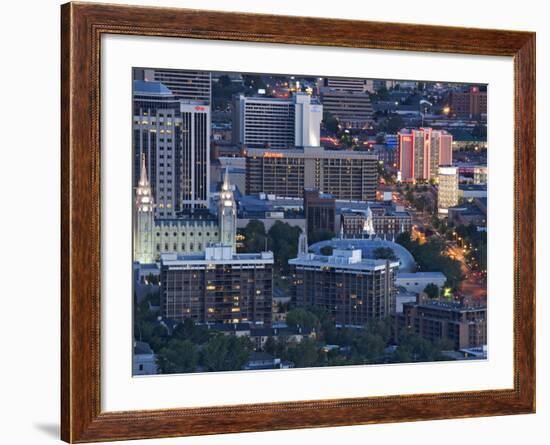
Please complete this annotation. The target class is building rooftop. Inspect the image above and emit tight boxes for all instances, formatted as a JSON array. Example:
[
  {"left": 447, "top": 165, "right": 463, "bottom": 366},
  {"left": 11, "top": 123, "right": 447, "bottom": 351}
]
[
  {"left": 237, "top": 195, "right": 410, "bottom": 217},
  {"left": 134, "top": 341, "right": 154, "bottom": 355},
  {"left": 308, "top": 238, "right": 417, "bottom": 272},
  {"left": 404, "top": 299, "right": 487, "bottom": 312},
  {"left": 448, "top": 128, "right": 485, "bottom": 142},
  {"left": 133, "top": 80, "right": 172, "bottom": 95},
  {"left": 459, "top": 184, "right": 487, "bottom": 191},
  {"left": 245, "top": 146, "right": 378, "bottom": 160},
  {"left": 290, "top": 247, "right": 399, "bottom": 272},
  {"left": 396, "top": 272, "right": 447, "bottom": 280},
  {"left": 161, "top": 245, "right": 274, "bottom": 266}
]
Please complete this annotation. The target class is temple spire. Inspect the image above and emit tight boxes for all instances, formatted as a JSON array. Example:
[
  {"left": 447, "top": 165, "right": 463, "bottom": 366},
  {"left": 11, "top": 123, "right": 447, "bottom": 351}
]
[
  {"left": 134, "top": 153, "right": 155, "bottom": 264},
  {"left": 219, "top": 169, "right": 237, "bottom": 251},
  {"left": 364, "top": 206, "right": 376, "bottom": 239},
  {"left": 139, "top": 153, "right": 150, "bottom": 187},
  {"left": 222, "top": 167, "right": 231, "bottom": 192}
]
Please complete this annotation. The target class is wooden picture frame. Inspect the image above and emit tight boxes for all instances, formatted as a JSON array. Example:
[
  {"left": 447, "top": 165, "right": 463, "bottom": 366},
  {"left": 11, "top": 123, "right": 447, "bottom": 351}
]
[{"left": 61, "top": 1, "right": 536, "bottom": 442}]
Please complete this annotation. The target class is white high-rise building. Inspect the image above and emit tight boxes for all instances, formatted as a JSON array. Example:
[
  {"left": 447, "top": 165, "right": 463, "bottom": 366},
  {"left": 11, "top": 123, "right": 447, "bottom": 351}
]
[
  {"left": 438, "top": 166, "right": 459, "bottom": 214},
  {"left": 233, "top": 93, "right": 322, "bottom": 149},
  {"left": 294, "top": 93, "right": 323, "bottom": 147}
]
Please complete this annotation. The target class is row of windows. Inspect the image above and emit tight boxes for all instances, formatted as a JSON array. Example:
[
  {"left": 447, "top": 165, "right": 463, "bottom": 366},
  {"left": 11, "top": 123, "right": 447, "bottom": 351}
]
[{"left": 156, "top": 231, "right": 217, "bottom": 237}]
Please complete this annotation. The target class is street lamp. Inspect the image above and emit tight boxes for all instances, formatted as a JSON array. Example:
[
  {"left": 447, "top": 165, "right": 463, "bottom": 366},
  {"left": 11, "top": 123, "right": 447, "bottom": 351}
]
[{"left": 419, "top": 99, "right": 432, "bottom": 126}]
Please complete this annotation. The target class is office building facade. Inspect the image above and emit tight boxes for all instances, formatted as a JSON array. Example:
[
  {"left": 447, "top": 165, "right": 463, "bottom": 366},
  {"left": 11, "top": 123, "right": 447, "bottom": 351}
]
[
  {"left": 324, "top": 77, "right": 365, "bottom": 93},
  {"left": 179, "top": 102, "right": 211, "bottom": 209},
  {"left": 133, "top": 80, "right": 183, "bottom": 218},
  {"left": 245, "top": 147, "right": 378, "bottom": 201},
  {"left": 437, "top": 166, "right": 459, "bottom": 214},
  {"left": 449, "top": 86, "right": 487, "bottom": 119},
  {"left": 144, "top": 68, "right": 212, "bottom": 103},
  {"left": 159, "top": 169, "right": 274, "bottom": 325},
  {"left": 304, "top": 189, "right": 336, "bottom": 237},
  {"left": 398, "top": 128, "right": 453, "bottom": 182},
  {"left": 397, "top": 300, "right": 487, "bottom": 350},
  {"left": 319, "top": 88, "right": 374, "bottom": 129},
  {"left": 133, "top": 80, "right": 211, "bottom": 216},
  {"left": 232, "top": 93, "right": 322, "bottom": 149},
  {"left": 290, "top": 238, "right": 399, "bottom": 325},
  {"left": 340, "top": 205, "right": 412, "bottom": 238},
  {"left": 161, "top": 247, "right": 274, "bottom": 325}
]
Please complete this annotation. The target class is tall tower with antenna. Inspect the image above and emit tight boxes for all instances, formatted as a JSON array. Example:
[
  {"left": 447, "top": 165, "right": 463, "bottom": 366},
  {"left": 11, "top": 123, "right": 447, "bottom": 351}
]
[{"left": 134, "top": 154, "right": 155, "bottom": 263}]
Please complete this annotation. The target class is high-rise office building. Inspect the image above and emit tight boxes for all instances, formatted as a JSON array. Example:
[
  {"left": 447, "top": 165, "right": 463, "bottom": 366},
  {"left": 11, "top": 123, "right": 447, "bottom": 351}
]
[
  {"left": 245, "top": 146, "right": 378, "bottom": 201},
  {"left": 398, "top": 128, "right": 453, "bottom": 182},
  {"left": 133, "top": 80, "right": 211, "bottom": 215},
  {"left": 232, "top": 93, "right": 322, "bottom": 149},
  {"left": 144, "top": 69, "right": 212, "bottom": 103},
  {"left": 159, "top": 173, "right": 274, "bottom": 325},
  {"left": 133, "top": 80, "right": 182, "bottom": 218},
  {"left": 437, "top": 166, "right": 459, "bottom": 214},
  {"left": 161, "top": 247, "right": 274, "bottom": 325},
  {"left": 324, "top": 77, "right": 365, "bottom": 93},
  {"left": 290, "top": 235, "right": 399, "bottom": 325},
  {"left": 449, "top": 86, "right": 487, "bottom": 119},
  {"left": 319, "top": 88, "right": 374, "bottom": 129},
  {"left": 304, "top": 189, "right": 336, "bottom": 237},
  {"left": 180, "top": 102, "right": 211, "bottom": 209}
]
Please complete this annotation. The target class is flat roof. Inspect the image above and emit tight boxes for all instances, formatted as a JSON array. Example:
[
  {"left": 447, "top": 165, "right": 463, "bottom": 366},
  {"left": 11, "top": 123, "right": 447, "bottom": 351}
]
[
  {"left": 289, "top": 254, "right": 398, "bottom": 272},
  {"left": 245, "top": 146, "right": 378, "bottom": 160}
]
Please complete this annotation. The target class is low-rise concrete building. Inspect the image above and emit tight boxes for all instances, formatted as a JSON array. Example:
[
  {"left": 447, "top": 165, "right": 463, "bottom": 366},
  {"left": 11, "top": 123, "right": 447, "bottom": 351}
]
[{"left": 395, "top": 272, "right": 447, "bottom": 294}]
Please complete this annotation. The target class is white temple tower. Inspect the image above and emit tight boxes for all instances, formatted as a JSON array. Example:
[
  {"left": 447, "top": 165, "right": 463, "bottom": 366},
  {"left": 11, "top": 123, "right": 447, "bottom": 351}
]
[
  {"left": 134, "top": 154, "right": 155, "bottom": 263},
  {"left": 219, "top": 168, "right": 237, "bottom": 252}
]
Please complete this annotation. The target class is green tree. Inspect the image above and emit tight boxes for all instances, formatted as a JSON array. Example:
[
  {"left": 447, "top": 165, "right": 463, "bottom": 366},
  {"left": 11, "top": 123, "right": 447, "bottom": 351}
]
[
  {"left": 372, "top": 247, "right": 398, "bottom": 261},
  {"left": 239, "top": 219, "right": 267, "bottom": 253},
  {"left": 287, "top": 338, "right": 319, "bottom": 368},
  {"left": 156, "top": 340, "right": 198, "bottom": 374},
  {"left": 263, "top": 336, "right": 277, "bottom": 355},
  {"left": 322, "top": 111, "right": 339, "bottom": 134},
  {"left": 423, "top": 283, "right": 440, "bottom": 299},
  {"left": 267, "top": 221, "right": 301, "bottom": 273},
  {"left": 201, "top": 335, "right": 253, "bottom": 372},
  {"left": 172, "top": 318, "right": 210, "bottom": 344},
  {"left": 380, "top": 115, "right": 405, "bottom": 133},
  {"left": 395, "top": 231, "right": 414, "bottom": 252},
  {"left": 286, "top": 308, "right": 320, "bottom": 331},
  {"left": 243, "top": 74, "right": 266, "bottom": 91},
  {"left": 308, "top": 229, "right": 335, "bottom": 245}
]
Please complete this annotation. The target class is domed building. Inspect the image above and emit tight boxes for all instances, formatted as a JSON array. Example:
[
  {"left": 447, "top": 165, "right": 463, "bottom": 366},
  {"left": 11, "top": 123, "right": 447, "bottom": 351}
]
[{"left": 309, "top": 238, "right": 417, "bottom": 273}]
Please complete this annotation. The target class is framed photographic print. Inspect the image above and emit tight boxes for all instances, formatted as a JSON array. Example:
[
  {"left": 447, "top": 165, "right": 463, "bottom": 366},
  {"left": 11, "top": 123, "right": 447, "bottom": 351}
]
[{"left": 61, "top": 2, "right": 536, "bottom": 442}]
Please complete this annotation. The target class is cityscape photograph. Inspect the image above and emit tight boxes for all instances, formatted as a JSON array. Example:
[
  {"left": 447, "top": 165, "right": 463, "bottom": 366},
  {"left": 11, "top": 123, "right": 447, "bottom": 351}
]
[{"left": 132, "top": 68, "right": 488, "bottom": 376}]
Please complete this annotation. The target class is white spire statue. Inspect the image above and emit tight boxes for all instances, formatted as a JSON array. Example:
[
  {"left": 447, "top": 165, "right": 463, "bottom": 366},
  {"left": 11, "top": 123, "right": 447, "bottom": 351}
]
[
  {"left": 363, "top": 206, "right": 376, "bottom": 239},
  {"left": 298, "top": 231, "right": 308, "bottom": 258},
  {"left": 134, "top": 154, "right": 155, "bottom": 264},
  {"left": 219, "top": 168, "right": 237, "bottom": 252}
]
